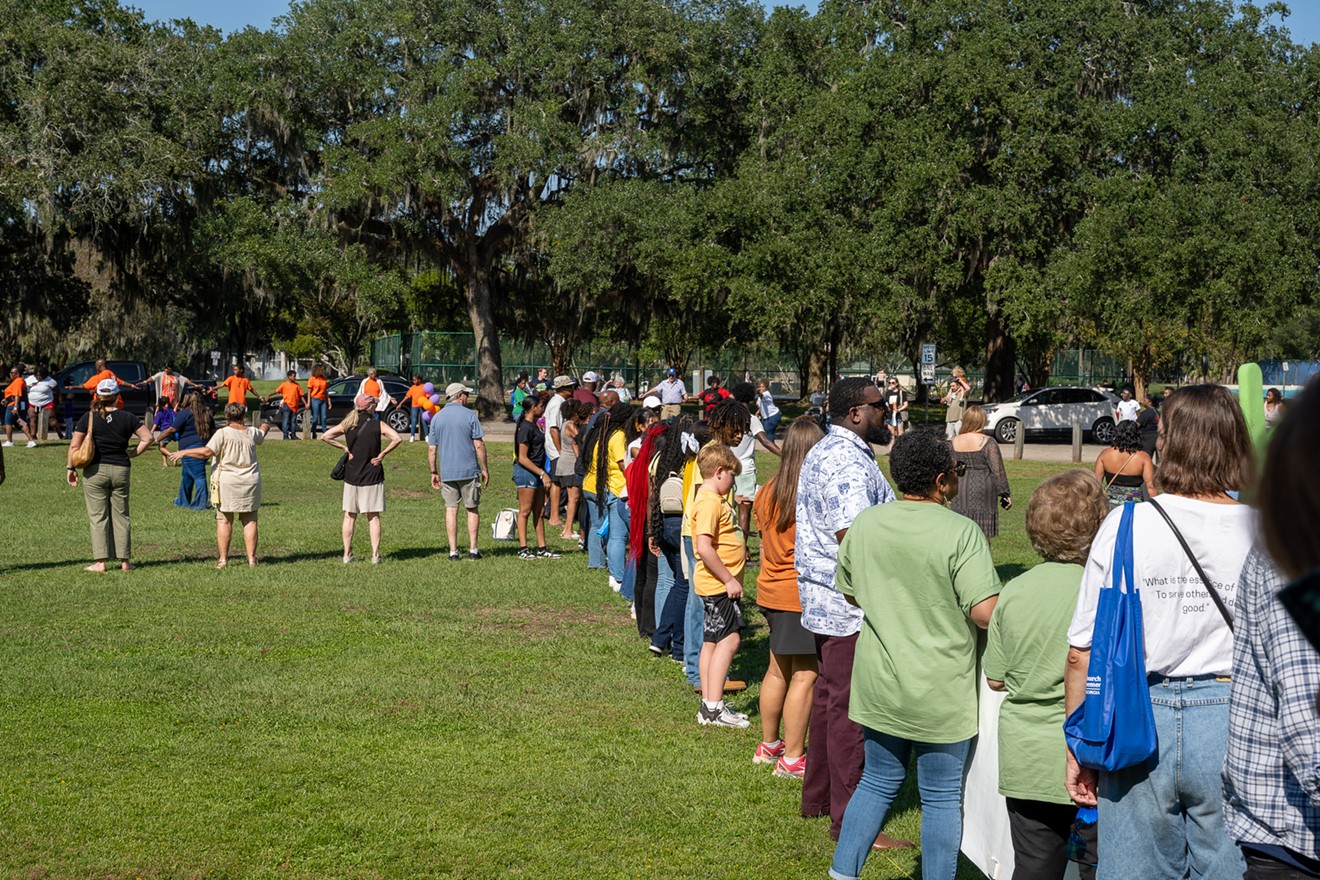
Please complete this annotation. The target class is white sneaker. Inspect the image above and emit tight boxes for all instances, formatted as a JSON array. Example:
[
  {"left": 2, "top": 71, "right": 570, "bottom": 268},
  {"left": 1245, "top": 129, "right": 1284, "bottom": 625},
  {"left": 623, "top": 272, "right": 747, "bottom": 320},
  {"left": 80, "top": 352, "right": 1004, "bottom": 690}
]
[
  {"left": 697, "top": 704, "right": 751, "bottom": 729},
  {"left": 609, "top": 576, "right": 621, "bottom": 593},
  {"left": 629, "top": 602, "right": 636, "bottom": 620},
  {"left": 409, "top": 436, "right": 415, "bottom": 442},
  {"left": 1, "top": 441, "right": 12, "bottom": 447},
  {"left": 26, "top": 441, "right": 36, "bottom": 448}
]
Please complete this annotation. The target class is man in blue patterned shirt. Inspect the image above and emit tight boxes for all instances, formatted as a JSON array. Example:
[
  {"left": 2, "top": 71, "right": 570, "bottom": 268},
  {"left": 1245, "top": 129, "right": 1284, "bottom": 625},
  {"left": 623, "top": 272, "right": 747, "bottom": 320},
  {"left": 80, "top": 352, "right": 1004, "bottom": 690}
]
[
  {"left": 795, "top": 377, "right": 899, "bottom": 845},
  {"left": 1224, "top": 547, "right": 1320, "bottom": 878}
]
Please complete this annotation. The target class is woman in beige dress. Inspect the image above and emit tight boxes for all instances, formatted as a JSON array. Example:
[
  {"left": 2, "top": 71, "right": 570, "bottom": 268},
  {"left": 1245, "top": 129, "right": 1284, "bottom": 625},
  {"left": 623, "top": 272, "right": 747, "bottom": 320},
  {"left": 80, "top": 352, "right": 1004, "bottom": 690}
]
[{"left": 171, "top": 402, "right": 272, "bottom": 567}]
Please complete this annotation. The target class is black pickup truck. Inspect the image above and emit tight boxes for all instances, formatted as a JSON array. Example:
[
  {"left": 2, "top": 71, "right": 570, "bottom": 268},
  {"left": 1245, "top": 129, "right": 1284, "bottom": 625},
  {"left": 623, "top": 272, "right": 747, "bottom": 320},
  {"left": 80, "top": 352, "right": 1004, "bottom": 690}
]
[{"left": 54, "top": 361, "right": 216, "bottom": 424}]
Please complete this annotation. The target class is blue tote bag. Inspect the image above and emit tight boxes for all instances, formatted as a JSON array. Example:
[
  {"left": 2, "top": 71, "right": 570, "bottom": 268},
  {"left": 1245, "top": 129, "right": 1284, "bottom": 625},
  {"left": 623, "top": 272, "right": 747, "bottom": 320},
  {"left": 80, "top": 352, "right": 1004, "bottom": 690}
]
[{"left": 1063, "top": 502, "right": 1158, "bottom": 771}]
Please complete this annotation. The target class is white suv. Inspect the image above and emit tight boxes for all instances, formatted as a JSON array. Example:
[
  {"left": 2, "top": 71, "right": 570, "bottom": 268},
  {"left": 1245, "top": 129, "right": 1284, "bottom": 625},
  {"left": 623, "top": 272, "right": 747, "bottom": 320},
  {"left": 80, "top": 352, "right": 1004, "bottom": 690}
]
[{"left": 981, "top": 387, "right": 1119, "bottom": 445}]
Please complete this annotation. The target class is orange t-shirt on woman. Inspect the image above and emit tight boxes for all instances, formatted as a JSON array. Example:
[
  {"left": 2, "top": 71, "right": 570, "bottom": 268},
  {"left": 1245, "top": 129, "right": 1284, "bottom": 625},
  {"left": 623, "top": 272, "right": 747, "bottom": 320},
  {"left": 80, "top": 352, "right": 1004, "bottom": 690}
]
[
  {"left": 752, "top": 481, "right": 801, "bottom": 613},
  {"left": 406, "top": 383, "right": 430, "bottom": 408},
  {"left": 308, "top": 375, "right": 328, "bottom": 401}
]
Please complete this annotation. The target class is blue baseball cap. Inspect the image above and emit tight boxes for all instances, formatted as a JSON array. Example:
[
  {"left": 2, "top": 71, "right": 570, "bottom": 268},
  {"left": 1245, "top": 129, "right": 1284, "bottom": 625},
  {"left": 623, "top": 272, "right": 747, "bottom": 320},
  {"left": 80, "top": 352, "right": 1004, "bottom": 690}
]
[{"left": 667, "top": 368, "right": 677, "bottom": 376}]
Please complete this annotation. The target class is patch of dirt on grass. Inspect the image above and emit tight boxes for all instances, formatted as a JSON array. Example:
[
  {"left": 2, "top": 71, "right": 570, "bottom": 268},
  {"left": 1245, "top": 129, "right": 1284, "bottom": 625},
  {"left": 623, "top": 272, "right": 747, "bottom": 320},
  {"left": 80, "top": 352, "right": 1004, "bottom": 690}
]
[{"left": 471, "top": 606, "right": 616, "bottom": 638}]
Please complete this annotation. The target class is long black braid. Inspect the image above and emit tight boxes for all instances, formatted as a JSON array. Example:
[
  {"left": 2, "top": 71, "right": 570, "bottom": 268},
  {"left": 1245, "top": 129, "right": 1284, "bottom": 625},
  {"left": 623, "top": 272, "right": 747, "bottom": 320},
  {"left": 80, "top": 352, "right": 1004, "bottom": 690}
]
[
  {"left": 648, "top": 414, "right": 699, "bottom": 536},
  {"left": 587, "top": 402, "right": 635, "bottom": 516}
]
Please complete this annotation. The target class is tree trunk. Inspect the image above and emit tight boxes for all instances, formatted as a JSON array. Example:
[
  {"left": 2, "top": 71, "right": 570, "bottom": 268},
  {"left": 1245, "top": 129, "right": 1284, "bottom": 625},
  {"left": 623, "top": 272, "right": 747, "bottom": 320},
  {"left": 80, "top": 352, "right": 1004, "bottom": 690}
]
[
  {"left": 983, "top": 311, "right": 1017, "bottom": 403},
  {"left": 548, "top": 337, "right": 572, "bottom": 377},
  {"left": 805, "top": 348, "right": 829, "bottom": 401},
  {"left": 463, "top": 267, "right": 505, "bottom": 419}
]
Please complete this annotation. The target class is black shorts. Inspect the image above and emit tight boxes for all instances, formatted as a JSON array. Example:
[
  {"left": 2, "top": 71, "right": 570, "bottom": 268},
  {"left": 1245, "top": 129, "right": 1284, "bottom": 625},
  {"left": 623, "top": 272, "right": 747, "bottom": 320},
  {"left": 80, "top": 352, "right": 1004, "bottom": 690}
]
[
  {"left": 761, "top": 607, "right": 815, "bottom": 656},
  {"left": 702, "top": 593, "right": 744, "bottom": 643}
]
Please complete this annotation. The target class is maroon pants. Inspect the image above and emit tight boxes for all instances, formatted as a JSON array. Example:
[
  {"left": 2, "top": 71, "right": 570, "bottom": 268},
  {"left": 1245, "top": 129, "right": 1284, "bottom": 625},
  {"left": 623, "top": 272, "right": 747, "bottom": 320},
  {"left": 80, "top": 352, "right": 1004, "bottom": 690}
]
[{"left": 802, "top": 631, "right": 864, "bottom": 839}]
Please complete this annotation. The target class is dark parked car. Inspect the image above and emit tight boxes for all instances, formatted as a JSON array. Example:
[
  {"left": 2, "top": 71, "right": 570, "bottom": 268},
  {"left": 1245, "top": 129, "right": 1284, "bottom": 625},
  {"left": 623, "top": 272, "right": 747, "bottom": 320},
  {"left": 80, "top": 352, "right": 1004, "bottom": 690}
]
[
  {"left": 55, "top": 361, "right": 216, "bottom": 420},
  {"left": 259, "top": 374, "right": 414, "bottom": 434}
]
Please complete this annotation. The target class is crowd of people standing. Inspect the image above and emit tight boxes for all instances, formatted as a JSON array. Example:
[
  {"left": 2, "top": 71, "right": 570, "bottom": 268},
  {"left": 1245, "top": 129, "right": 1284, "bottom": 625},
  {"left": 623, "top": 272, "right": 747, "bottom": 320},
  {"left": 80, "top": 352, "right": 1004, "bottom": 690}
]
[{"left": 26, "top": 352, "right": 1320, "bottom": 880}]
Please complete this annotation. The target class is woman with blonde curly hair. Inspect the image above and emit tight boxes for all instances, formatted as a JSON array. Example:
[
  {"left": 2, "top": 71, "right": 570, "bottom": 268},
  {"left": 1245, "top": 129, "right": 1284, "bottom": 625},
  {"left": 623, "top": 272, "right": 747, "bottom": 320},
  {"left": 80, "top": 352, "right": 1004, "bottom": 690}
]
[{"left": 985, "top": 470, "right": 1108, "bottom": 879}]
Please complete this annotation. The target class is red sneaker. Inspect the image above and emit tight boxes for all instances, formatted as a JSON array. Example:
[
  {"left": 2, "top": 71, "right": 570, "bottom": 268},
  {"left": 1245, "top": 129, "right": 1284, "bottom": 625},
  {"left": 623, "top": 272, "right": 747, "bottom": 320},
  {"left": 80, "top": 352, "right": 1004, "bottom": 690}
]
[
  {"left": 753, "top": 740, "right": 786, "bottom": 765},
  {"left": 774, "top": 754, "right": 807, "bottom": 779}
]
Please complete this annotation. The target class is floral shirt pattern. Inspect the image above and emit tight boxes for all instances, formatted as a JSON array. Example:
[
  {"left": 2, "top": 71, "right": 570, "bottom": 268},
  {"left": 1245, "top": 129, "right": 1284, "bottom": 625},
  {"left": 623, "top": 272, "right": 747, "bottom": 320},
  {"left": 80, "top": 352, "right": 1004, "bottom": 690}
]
[{"left": 795, "top": 425, "right": 895, "bottom": 637}]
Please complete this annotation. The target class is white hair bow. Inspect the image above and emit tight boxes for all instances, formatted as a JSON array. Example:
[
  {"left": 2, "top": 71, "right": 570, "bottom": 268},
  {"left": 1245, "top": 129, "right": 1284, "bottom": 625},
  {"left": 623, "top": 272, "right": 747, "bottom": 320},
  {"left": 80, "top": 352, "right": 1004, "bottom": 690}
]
[{"left": 681, "top": 432, "right": 699, "bottom": 455}]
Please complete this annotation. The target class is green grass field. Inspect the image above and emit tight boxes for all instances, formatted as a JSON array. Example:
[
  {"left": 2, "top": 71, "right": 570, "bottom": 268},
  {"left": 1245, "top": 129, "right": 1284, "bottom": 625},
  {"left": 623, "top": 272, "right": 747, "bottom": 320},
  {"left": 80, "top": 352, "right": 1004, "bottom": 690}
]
[{"left": 0, "top": 437, "right": 1079, "bottom": 879}]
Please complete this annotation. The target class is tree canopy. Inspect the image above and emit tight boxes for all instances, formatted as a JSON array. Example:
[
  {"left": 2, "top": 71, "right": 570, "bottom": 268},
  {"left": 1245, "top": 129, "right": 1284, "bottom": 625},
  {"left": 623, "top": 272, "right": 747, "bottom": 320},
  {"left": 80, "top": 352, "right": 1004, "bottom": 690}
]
[{"left": 3, "top": 0, "right": 1318, "bottom": 409}]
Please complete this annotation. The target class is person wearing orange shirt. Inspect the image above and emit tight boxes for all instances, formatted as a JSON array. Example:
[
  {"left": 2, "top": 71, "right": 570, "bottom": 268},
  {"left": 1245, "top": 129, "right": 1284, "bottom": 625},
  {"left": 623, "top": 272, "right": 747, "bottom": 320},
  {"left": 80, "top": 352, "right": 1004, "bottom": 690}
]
[
  {"left": 219, "top": 365, "right": 255, "bottom": 409},
  {"left": 3, "top": 367, "right": 36, "bottom": 448},
  {"left": 266, "top": 370, "right": 305, "bottom": 439},
  {"left": 404, "top": 374, "right": 430, "bottom": 442},
  {"left": 307, "top": 365, "right": 330, "bottom": 438},
  {"left": 356, "top": 367, "right": 396, "bottom": 421},
  {"left": 82, "top": 358, "right": 138, "bottom": 409}
]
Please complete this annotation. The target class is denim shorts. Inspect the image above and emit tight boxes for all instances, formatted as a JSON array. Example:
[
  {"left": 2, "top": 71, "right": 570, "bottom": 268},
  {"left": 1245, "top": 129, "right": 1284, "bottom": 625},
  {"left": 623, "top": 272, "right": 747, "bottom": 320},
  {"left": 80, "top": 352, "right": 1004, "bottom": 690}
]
[{"left": 512, "top": 462, "right": 540, "bottom": 489}]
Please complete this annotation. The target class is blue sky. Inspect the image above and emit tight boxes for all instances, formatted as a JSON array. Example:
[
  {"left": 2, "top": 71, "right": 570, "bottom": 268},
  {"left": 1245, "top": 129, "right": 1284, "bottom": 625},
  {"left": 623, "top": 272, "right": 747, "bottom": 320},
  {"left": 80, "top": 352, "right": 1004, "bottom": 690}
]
[{"left": 125, "top": 0, "right": 1320, "bottom": 45}]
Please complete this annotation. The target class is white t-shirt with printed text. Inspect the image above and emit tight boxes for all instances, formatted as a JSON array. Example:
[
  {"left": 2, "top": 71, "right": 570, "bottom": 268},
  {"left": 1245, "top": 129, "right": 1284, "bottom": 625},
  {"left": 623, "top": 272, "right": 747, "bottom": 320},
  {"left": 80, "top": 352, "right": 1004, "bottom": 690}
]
[{"left": 1067, "top": 494, "right": 1255, "bottom": 678}]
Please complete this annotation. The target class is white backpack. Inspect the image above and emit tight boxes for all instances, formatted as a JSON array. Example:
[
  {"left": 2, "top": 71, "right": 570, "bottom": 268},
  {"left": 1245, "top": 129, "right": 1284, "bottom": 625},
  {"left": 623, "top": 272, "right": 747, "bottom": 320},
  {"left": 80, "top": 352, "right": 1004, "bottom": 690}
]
[{"left": 491, "top": 508, "right": 518, "bottom": 541}]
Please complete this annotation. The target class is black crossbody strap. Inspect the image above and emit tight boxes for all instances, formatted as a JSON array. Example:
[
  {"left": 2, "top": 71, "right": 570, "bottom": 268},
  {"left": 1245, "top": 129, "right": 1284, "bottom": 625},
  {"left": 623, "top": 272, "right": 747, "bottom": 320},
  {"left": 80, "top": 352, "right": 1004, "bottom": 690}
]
[{"left": 1147, "top": 498, "right": 1234, "bottom": 632}]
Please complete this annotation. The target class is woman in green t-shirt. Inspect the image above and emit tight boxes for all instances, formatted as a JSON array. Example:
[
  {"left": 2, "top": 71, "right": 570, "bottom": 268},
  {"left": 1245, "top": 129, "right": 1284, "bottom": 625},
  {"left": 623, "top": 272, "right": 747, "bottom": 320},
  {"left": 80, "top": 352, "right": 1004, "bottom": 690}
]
[
  {"left": 984, "top": 470, "right": 1108, "bottom": 880},
  {"left": 830, "top": 431, "right": 1001, "bottom": 880}
]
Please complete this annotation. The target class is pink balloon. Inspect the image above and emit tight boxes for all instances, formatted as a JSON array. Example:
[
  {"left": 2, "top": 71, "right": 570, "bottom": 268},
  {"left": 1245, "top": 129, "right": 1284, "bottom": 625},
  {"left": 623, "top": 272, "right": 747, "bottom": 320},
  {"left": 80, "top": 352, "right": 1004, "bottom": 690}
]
[{"left": 429, "top": 393, "right": 441, "bottom": 405}]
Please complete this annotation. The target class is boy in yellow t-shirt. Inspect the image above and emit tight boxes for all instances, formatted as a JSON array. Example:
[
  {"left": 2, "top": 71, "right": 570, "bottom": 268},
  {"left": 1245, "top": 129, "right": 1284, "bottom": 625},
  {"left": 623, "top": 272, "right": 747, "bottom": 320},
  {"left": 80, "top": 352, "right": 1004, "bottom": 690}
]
[{"left": 690, "top": 443, "right": 749, "bottom": 729}]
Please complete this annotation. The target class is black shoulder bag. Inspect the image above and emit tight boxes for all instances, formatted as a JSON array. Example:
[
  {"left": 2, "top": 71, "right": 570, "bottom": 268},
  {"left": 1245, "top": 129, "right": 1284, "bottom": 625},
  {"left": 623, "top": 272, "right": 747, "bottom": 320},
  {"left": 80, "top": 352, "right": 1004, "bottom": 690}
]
[
  {"left": 330, "top": 426, "right": 354, "bottom": 481},
  {"left": 1147, "top": 498, "right": 1234, "bottom": 631}
]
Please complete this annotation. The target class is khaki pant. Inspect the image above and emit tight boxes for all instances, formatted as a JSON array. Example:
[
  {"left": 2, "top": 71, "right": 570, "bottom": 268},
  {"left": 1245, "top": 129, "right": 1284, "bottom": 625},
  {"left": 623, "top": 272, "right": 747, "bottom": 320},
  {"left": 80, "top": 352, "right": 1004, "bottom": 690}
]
[
  {"left": 660, "top": 404, "right": 682, "bottom": 421},
  {"left": 83, "top": 462, "right": 132, "bottom": 560}
]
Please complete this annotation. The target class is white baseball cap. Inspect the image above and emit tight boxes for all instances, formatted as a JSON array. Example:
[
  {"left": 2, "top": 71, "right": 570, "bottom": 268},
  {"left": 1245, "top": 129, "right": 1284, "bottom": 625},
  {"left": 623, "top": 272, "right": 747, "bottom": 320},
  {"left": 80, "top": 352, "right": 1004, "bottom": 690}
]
[
  {"left": 582, "top": 370, "right": 600, "bottom": 384},
  {"left": 95, "top": 378, "right": 120, "bottom": 396},
  {"left": 642, "top": 395, "right": 661, "bottom": 410}
]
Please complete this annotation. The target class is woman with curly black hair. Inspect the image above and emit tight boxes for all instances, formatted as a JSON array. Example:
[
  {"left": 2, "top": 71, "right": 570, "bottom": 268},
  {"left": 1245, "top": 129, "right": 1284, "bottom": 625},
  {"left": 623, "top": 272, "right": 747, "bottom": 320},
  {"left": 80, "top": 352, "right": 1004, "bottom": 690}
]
[
  {"left": 1092, "top": 419, "right": 1156, "bottom": 507},
  {"left": 830, "top": 430, "right": 1000, "bottom": 880}
]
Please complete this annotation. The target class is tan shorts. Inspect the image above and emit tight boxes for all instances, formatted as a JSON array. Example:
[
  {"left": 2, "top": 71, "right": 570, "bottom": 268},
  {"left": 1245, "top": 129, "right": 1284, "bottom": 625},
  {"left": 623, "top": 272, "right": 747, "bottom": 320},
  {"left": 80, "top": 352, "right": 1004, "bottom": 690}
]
[
  {"left": 660, "top": 404, "right": 682, "bottom": 420},
  {"left": 441, "top": 478, "right": 481, "bottom": 509},
  {"left": 343, "top": 482, "right": 385, "bottom": 514}
]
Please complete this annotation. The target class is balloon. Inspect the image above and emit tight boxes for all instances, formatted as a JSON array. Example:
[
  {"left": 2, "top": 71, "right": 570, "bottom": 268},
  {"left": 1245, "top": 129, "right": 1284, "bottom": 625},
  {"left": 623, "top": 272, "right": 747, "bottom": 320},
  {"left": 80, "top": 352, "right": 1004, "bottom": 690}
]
[
  {"left": 422, "top": 410, "right": 433, "bottom": 422},
  {"left": 423, "top": 382, "right": 435, "bottom": 395},
  {"left": 429, "top": 393, "right": 441, "bottom": 405}
]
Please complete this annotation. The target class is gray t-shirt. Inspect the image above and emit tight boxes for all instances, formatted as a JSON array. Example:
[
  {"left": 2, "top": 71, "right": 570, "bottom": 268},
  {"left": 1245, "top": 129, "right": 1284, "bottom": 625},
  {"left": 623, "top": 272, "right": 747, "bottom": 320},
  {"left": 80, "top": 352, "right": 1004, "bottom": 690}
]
[{"left": 426, "top": 402, "right": 484, "bottom": 481}]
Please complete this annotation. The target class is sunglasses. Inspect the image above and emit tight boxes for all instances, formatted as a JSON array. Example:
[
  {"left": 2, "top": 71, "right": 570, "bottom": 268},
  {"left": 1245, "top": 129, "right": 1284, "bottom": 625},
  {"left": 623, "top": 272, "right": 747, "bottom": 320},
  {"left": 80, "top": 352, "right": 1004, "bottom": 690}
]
[{"left": 949, "top": 461, "right": 967, "bottom": 477}]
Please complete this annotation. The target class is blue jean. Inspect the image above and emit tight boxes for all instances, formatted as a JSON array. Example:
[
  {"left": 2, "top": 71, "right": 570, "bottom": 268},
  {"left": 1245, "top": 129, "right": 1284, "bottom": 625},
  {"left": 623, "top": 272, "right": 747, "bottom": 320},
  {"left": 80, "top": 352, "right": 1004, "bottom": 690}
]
[
  {"left": 309, "top": 398, "right": 327, "bottom": 434},
  {"left": 1098, "top": 678, "right": 1243, "bottom": 880},
  {"left": 831, "top": 729, "right": 971, "bottom": 880},
  {"left": 763, "top": 411, "right": 781, "bottom": 440},
  {"left": 652, "top": 534, "right": 688, "bottom": 660},
  {"left": 410, "top": 406, "right": 423, "bottom": 438},
  {"left": 682, "top": 536, "right": 703, "bottom": 685},
  {"left": 279, "top": 404, "right": 298, "bottom": 438},
  {"left": 174, "top": 456, "right": 210, "bottom": 510},
  {"left": 583, "top": 492, "right": 607, "bottom": 569},
  {"left": 608, "top": 497, "right": 631, "bottom": 598}
]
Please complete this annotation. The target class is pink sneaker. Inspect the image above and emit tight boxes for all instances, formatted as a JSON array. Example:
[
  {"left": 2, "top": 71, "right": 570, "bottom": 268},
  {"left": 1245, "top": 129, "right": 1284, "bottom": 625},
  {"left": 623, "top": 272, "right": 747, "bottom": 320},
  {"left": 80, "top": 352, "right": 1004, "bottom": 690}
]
[
  {"left": 774, "top": 754, "right": 807, "bottom": 779},
  {"left": 753, "top": 740, "right": 785, "bottom": 765}
]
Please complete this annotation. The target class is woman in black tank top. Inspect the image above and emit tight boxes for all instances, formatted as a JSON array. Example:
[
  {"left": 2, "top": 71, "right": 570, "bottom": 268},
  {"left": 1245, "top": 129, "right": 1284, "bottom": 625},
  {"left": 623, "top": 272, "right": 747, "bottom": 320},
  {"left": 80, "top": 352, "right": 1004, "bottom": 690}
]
[{"left": 321, "top": 394, "right": 402, "bottom": 563}]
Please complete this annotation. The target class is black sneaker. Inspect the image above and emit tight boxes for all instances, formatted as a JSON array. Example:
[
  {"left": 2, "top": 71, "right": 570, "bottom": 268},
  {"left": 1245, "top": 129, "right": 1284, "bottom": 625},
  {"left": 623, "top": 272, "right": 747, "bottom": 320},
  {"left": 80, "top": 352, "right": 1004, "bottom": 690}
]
[
  {"left": 449, "top": 552, "right": 461, "bottom": 562},
  {"left": 518, "top": 547, "right": 536, "bottom": 560},
  {"left": 468, "top": 550, "right": 481, "bottom": 561},
  {"left": 536, "top": 547, "right": 561, "bottom": 559}
]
